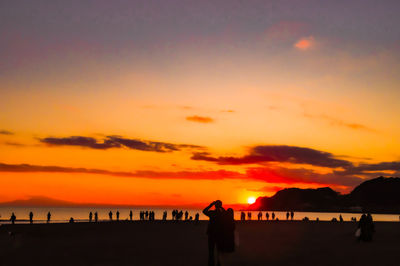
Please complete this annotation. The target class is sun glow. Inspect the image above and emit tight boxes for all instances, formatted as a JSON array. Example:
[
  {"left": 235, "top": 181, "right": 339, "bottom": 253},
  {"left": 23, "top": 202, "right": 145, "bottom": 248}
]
[{"left": 247, "top": 197, "right": 256, "bottom": 204}]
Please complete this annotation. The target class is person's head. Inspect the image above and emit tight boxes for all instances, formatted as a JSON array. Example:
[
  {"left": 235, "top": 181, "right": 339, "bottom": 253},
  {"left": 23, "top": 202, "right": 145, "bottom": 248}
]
[
  {"left": 215, "top": 200, "right": 222, "bottom": 208},
  {"left": 227, "top": 208, "right": 234, "bottom": 218}
]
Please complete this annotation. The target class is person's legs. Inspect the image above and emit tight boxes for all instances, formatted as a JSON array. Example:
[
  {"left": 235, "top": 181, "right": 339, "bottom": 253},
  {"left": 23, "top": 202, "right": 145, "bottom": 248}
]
[{"left": 208, "top": 237, "right": 215, "bottom": 266}]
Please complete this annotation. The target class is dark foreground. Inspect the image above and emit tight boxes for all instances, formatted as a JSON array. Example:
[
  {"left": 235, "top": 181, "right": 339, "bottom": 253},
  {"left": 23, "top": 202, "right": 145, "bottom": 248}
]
[{"left": 1, "top": 221, "right": 399, "bottom": 266}]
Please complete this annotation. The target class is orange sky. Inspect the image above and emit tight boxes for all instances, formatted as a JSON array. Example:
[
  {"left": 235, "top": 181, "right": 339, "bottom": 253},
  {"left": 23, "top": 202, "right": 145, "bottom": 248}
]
[{"left": 1, "top": 1, "right": 400, "bottom": 207}]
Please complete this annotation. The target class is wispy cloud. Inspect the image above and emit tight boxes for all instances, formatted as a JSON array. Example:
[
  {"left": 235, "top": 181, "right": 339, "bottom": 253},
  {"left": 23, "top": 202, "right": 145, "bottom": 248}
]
[
  {"left": 303, "top": 113, "right": 375, "bottom": 132},
  {"left": 40, "top": 135, "right": 204, "bottom": 152},
  {"left": 186, "top": 115, "right": 214, "bottom": 123}
]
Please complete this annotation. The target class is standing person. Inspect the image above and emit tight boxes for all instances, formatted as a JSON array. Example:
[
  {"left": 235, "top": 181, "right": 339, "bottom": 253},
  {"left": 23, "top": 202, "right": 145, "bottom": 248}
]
[
  {"left": 258, "top": 212, "right": 262, "bottom": 221},
  {"left": 286, "top": 212, "right": 289, "bottom": 220},
  {"left": 116, "top": 211, "right": 120, "bottom": 221},
  {"left": 272, "top": 212, "right": 275, "bottom": 220},
  {"left": 266, "top": 212, "right": 269, "bottom": 220},
  {"left": 129, "top": 210, "right": 133, "bottom": 221},
  {"left": 203, "top": 200, "right": 225, "bottom": 266},
  {"left": 290, "top": 211, "right": 294, "bottom": 220},
  {"left": 195, "top": 213, "right": 199, "bottom": 223},
  {"left": 185, "top": 211, "right": 189, "bottom": 220},
  {"left": 109, "top": 211, "right": 113, "bottom": 221},
  {"left": 94, "top": 212, "right": 98, "bottom": 223},
  {"left": 47, "top": 212, "right": 51, "bottom": 223},
  {"left": 247, "top": 212, "right": 252, "bottom": 220},
  {"left": 241, "top": 212, "right": 245, "bottom": 221},
  {"left": 366, "top": 213, "right": 375, "bottom": 241},
  {"left": 29, "top": 212, "right": 33, "bottom": 224},
  {"left": 10, "top": 212, "right": 16, "bottom": 224},
  {"left": 221, "top": 208, "right": 236, "bottom": 253},
  {"left": 89, "top": 212, "right": 93, "bottom": 223}
]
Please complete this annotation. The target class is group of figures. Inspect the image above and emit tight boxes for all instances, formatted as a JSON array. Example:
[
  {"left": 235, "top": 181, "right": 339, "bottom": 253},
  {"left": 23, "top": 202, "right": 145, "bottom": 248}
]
[
  {"left": 203, "top": 200, "right": 235, "bottom": 266},
  {"left": 139, "top": 210, "right": 155, "bottom": 221},
  {"left": 357, "top": 213, "right": 375, "bottom": 242},
  {"left": 8, "top": 210, "right": 201, "bottom": 224},
  {"left": 240, "top": 211, "right": 295, "bottom": 221},
  {"left": 171, "top": 209, "right": 200, "bottom": 221}
]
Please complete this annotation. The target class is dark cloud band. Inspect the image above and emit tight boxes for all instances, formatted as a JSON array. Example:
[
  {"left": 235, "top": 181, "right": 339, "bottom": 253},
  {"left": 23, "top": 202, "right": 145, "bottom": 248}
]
[{"left": 40, "top": 135, "right": 204, "bottom": 153}]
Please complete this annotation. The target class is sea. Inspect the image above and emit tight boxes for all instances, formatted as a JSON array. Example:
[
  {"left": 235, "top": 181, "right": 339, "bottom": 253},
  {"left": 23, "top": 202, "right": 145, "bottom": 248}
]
[{"left": 0, "top": 207, "right": 399, "bottom": 224}]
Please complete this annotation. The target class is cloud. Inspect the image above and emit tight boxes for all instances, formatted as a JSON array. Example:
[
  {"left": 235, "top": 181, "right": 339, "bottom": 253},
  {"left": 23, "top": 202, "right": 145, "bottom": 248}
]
[
  {"left": 40, "top": 135, "right": 204, "bottom": 153},
  {"left": 294, "top": 36, "right": 315, "bottom": 50},
  {"left": 191, "top": 145, "right": 352, "bottom": 168},
  {"left": 0, "top": 162, "right": 362, "bottom": 190},
  {"left": 186, "top": 115, "right": 214, "bottom": 123},
  {"left": 221, "top": 110, "right": 235, "bottom": 113},
  {"left": 246, "top": 167, "right": 363, "bottom": 187},
  {"left": 0, "top": 130, "right": 13, "bottom": 135},
  {"left": 41, "top": 136, "right": 119, "bottom": 149},
  {"left": 303, "top": 113, "right": 375, "bottom": 132},
  {"left": 337, "top": 161, "right": 400, "bottom": 176},
  {"left": 0, "top": 162, "right": 243, "bottom": 180}
]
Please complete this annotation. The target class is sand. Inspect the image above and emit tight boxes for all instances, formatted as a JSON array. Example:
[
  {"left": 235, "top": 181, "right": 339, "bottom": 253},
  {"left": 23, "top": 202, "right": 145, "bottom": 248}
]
[{"left": 1, "top": 220, "right": 399, "bottom": 266}]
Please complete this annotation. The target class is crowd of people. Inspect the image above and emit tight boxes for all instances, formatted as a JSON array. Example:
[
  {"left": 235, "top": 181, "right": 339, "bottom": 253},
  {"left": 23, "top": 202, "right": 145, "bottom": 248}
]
[{"left": 240, "top": 211, "right": 295, "bottom": 221}]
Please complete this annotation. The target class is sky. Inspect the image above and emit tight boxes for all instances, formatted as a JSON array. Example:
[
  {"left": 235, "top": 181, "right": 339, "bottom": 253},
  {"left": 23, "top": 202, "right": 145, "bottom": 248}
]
[{"left": 1, "top": 0, "right": 400, "bottom": 207}]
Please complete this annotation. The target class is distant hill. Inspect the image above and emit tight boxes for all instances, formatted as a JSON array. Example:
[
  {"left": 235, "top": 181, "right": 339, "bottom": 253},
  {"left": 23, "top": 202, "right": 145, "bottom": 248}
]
[
  {"left": 0, "top": 196, "right": 79, "bottom": 207},
  {"left": 250, "top": 176, "right": 400, "bottom": 213}
]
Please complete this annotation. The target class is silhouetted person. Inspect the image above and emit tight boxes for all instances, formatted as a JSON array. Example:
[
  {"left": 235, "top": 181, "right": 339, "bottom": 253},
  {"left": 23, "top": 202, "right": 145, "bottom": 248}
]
[
  {"left": 290, "top": 211, "right": 294, "bottom": 220},
  {"left": 247, "top": 212, "right": 252, "bottom": 220},
  {"left": 163, "top": 211, "right": 167, "bottom": 221},
  {"left": 10, "top": 212, "right": 16, "bottom": 224},
  {"left": 116, "top": 211, "right": 120, "bottom": 221},
  {"left": 89, "top": 212, "right": 93, "bottom": 222},
  {"left": 272, "top": 212, "right": 275, "bottom": 220},
  {"left": 220, "top": 208, "right": 235, "bottom": 253},
  {"left": 266, "top": 212, "right": 269, "bottom": 220},
  {"left": 94, "top": 212, "right": 98, "bottom": 222},
  {"left": 129, "top": 210, "right": 133, "bottom": 221},
  {"left": 286, "top": 212, "right": 289, "bottom": 220},
  {"left": 363, "top": 213, "right": 375, "bottom": 241},
  {"left": 145, "top": 211, "right": 149, "bottom": 220},
  {"left": 258, "top": 212, "right": 262, "bottom": 221},
  {"left": 339, "top": 214, "right": 343, "bottom": 222},
  {"left": 195, "top": 213, "right": 199, "bottom": 223},
  {"left": 241, "top": 212, "right": 245, "bottom": 221},
  {"left": 29, "top": 211, "right": 33, "bottom": 224},
  {"left": 47, "top": 212, "right": 51, "bottom": 223},
  {"left": 203, "top": 200, "right": 225, "bottom": 266},
  {"left": 69, "top": 217, "right": 74, "bottom": 223},
  {"left": 185, "top": 211, "right": 189, "bottom": 220},
  {"left": 109, "top": 211, "right": 113, "bottom": 221},
  {"left": 358, "top": 214, "right": 367, "bottom": 241}
]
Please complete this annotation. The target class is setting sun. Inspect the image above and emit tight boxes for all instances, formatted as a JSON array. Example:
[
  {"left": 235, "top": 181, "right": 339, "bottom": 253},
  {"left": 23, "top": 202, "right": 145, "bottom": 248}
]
[{"left": 247, "top": 197, "right": 256, "bottom": 205}]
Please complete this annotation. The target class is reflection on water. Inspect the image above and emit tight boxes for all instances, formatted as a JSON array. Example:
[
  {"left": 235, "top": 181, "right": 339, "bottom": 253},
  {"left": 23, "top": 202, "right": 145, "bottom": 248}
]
[{"left": 0, "top": 206, "right": 399, "bottom": 224}]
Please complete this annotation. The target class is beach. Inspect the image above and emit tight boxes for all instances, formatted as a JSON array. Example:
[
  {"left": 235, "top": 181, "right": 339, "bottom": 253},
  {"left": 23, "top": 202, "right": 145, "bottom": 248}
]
[{"left": 1, "top": 220, "right": 399, "bottom": 266}]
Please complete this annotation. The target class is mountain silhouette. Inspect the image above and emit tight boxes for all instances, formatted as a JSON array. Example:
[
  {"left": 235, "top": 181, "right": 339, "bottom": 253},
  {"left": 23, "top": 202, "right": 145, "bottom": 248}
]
[{"left": 250, "top": 176, "right": 400, "bottom": 213}]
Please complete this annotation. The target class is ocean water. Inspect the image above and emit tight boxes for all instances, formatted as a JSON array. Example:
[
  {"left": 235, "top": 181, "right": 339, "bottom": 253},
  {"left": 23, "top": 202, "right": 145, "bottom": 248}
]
[{"left": 0, "top": 207, "right": 399, "bottom": 224}]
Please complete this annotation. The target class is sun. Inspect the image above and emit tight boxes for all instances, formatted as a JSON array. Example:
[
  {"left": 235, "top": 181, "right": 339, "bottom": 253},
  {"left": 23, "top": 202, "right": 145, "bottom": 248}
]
[{"left": 247, "top": 196, "right": 256, "bottom": 204}]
